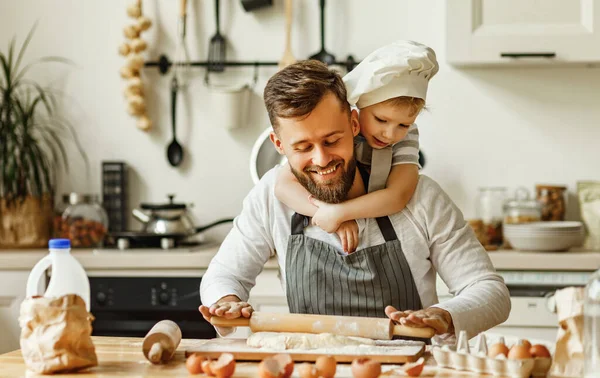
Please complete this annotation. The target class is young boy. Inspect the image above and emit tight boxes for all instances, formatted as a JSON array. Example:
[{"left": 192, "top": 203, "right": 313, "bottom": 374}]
[{"left": 275, "top": 40, "right": 438, "bottom": 253}]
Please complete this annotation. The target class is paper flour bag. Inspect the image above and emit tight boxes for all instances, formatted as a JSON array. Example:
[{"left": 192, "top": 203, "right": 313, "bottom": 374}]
[{"left": 19, "top": 294, "right": 97, "bottom": 374}]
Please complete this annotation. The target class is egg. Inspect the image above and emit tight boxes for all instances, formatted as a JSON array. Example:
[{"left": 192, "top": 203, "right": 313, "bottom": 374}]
[
  {"left": 519, "top": 339, "right": 532, "bottom": 351},
  {"left": 508, "top": 344, "right": 532, "bottom": 360},
  {"left": 202, "top": 359, "right": 214, "bottom": 376},
  {"left": 315, "top": 355, "right": 337, "bottom": 378},
  {"left": 273, "top": 354, "right": 294, "bottom": 378},
  {"left": 209, "top": 353, "right": 236, "bottom": 378},
  {"left": 351, "top": 358, "right": 381, "bottom": 378},
  {"left": 297, "top": 363, "right": 319, "bottom": 378},
  {"left": 402, "top": 357, "right": 425, "bottom": 377},
  {"left": 258, "top": 357, "right": 284, "bottom": 378},
  {"left": 186, "top": 353, "right": 205, "bottom": 375},
  {"left": 488, "top": 343, "right": 509, "bottom": 358},
  {"left": 530, "top": 344, "right": 551, "bottom": 358}
]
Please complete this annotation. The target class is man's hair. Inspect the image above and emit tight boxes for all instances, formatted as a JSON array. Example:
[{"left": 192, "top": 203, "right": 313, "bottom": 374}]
[
  {"left": 381, "top": 96, "right": 426, "bottom": 117},
  {"left": 264, "top": 60, "right": 350, "bottom": 134}
]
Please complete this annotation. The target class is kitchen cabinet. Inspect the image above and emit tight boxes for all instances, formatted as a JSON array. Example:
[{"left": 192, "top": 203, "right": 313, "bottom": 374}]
[
  {"left": 0, "top": 271, "right": 39, "bottom": 354},
  {"left": 446, "top": 0, "right": 600, "bottom": 65}
]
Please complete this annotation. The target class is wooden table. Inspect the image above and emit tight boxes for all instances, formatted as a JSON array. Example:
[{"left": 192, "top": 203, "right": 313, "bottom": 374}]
[{"left": 0, "top": 336, "right": 544, "bottom": 377}]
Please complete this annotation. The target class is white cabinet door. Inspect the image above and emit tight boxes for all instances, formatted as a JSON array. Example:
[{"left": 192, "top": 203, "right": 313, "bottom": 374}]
[
  {"left": 0, "top": 272, "right": 31, "bottom": 354},
  {"left": 447, "top": 0, "right": 600, "bottom": 65}
]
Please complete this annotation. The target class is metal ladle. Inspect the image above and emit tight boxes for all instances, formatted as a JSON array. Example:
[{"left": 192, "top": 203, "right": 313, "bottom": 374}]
[
  {"left": 167, "top": 77, "right": 183, "bottom": 167},
  {"left": 309, "top": 0, "right": 335, "bottom": 65}
]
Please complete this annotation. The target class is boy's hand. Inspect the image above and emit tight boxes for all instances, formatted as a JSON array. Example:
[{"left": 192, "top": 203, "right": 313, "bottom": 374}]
[
  {"left": 199, "top": 296, "right": 253, "bottom": 336},
  {"left": 335, "top": 220, "right": 359, "bottom": 253},
  {"left": 309, "top": 196, "right": 345, "bottom": 233},
  {"left": 385, "top": 305, "right": 454, "bottom": 335}
]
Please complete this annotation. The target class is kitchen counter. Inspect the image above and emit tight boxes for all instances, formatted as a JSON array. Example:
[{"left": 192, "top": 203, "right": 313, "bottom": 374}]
[
  {"left": 0, "top": 247, "right": 598, "bottom": 272},
  {"left": 0, "top": 336, "right": 559, "bottom": 377}
]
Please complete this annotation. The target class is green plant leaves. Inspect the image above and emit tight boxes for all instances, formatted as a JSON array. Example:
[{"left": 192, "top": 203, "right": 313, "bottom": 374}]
[{"left": 0, "top": 24, "right": 82, "bottom": 206}]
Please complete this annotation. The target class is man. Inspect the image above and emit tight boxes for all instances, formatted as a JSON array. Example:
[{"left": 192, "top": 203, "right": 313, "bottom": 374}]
[{"left": 200, "top": 60, "right": 510, "bottom": 343}]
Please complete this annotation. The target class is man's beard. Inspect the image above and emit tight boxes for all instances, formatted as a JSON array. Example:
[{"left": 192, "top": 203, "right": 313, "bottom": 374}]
[{"left": 290, "top": 158, "right": 356, "bottom": 204}]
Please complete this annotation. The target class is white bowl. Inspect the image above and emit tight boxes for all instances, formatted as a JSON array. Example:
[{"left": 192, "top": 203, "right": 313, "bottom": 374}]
[
  {"left": 504, "top": 221, "right": 583, "bottom": 232},
  {"left": 504, "top": 232, "right": 584, "bottom": 252}
]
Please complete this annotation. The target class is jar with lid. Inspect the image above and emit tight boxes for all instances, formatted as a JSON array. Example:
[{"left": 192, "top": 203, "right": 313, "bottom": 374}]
[
  {"left": 536, "top": 184, "right": 567, "bottom": 221},
  {"left": 476, "top": 187, "right": 508, "bottom": 247},
  {"left": 61, "top": 193, "right": 108, "bottom": 248},
  {"left": 504, "top": 187, "right": 542, "bottom": 225}
]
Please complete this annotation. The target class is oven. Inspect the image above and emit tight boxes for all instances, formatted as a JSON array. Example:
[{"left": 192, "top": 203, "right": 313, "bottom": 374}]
[{"left": 89, "top": 276, "right": 216, "bottom": 339}]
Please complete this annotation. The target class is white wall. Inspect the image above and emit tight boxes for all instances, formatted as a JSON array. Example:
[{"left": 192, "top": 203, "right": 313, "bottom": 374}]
[{"left": 1, "top": 0, "right": 599, "bottom": 240}]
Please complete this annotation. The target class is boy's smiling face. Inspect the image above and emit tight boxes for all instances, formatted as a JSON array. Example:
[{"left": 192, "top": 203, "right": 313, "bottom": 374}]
[{"left": 358, "top": 101, "right": 418, "bottom": 149}]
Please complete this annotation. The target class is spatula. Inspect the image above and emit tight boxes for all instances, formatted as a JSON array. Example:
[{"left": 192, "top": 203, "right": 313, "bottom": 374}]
[{"left": 208, "top": 0, "right": 226, "bottom": 72}]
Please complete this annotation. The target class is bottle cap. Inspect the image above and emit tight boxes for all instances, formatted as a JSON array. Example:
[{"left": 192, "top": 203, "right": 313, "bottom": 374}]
[{"left": 49, "top": 239, "right": 71, "bottom": 249}]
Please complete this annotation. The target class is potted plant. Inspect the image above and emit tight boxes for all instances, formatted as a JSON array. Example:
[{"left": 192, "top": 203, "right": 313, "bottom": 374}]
[{"left": 0, "top": 26, "right": 85, "bottom": 248}]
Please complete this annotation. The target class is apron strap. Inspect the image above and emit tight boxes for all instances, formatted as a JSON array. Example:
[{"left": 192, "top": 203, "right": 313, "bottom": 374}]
[
  {"left": 375, "top": 217, "right": 398, "bottom": 242},
  {"left": 291, "top": 212, "right": 309, "bottom": 235},
  {"left": 368, "top": 147, "right": 393, "bottom": 193}
]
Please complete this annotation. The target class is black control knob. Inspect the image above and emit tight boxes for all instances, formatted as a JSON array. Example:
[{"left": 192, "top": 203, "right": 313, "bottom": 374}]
[
  {"left": 96, "top": 292, "right": 107, "bottom": 305},
  {"left": 159, "top": 292, "right": 170, "bottom": 304}
]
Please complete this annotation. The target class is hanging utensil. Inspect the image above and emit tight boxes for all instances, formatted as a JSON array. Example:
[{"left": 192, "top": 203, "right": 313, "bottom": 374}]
[
  {"left": 207, "top": 0, "right": 226, "bottom": 73},
  {"left": 309, "top": 0, "right": 335, "bottom": 65},
  {"left": 167, "top": 77, "right": 184, "bottom": 166},
  {"left": 173, "top": 0, "right": 190, "bottom": 85},
  {"left": 166, "top": 0, "right": 187, "bottom": 167},
  {"left": 240, "top": 0, "right": 273, "bottom": 12},
  {"left": 278, "top": 0, "right": 296, "bottom": 69}
]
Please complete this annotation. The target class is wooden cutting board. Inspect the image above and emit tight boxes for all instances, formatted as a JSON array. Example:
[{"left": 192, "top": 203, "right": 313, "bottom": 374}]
[{"left": 184, "top": 338, "right": 425, "bottom": 363}]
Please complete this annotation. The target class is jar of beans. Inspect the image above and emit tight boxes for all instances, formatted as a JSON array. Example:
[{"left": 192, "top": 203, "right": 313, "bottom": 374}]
[
  {"left": 536, "top": 185, "right": 567, "bottom": 221},
  {"left": 60, "top": 193, "right": 108, "bottom": 248}
]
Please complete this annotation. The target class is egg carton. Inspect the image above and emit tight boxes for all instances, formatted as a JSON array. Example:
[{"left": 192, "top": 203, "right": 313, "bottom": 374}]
[{"left": 432, "top": 332, "right": 552, "bottom": 378}]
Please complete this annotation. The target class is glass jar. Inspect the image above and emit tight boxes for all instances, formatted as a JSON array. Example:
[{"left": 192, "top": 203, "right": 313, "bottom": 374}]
[
  {"left": 476, "top": 187, "right": 508, "bottom": 247},
  {"left": 62, "top": 193, "right": 108, "bottom": 248},
  {"left": 584, "top": 268, "right": 600, "bottom": 377},
  {"left": 504, "top": 187, "right": 542, "bottom": 225},
  {"left": 536, "top": 184, "right": 567, "bottom": 221}
]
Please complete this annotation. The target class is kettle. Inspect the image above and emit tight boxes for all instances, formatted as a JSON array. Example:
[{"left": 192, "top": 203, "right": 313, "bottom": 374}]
[{"left": 132, "top": 194, "right": 197, "bottom": 234}]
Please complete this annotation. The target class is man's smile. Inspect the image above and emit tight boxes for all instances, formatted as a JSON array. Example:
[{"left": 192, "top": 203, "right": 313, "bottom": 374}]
[{"left": 306, "top": 162, "right": 341, "bottom": 179}]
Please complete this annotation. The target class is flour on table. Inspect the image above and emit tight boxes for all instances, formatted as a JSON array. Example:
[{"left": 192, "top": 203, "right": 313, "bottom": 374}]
[{"left": 247, "top": 332, "right": 408, "bottom": 350}]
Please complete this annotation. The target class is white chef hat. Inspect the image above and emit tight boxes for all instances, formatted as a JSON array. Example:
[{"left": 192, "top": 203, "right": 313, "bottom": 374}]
[{"left": 344, "top": 40, "right": 439, "bottom": 108}]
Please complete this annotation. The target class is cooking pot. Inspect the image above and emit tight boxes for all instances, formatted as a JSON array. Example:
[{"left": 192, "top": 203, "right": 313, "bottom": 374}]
[{"left": 132, "top": 194, "right": 233, "bottom": 235}]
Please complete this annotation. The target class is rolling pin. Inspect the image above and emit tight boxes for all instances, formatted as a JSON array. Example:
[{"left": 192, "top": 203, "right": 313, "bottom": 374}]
[
  {"left": 142, "top": 320, "right": 182, "bottom": 364},
  {"left": 210, "top": 312, "right": 435, "bottom": 339}
]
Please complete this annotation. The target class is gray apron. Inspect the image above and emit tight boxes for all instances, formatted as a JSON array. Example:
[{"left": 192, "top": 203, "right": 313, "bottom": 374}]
[{"left": 285, "top": 163, "right": 427, "bottom": 340}]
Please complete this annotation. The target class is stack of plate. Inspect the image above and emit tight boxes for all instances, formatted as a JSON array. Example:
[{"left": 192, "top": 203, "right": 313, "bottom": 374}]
[{"left": 504, "top": 221, "right": 585, "bottom": 252}]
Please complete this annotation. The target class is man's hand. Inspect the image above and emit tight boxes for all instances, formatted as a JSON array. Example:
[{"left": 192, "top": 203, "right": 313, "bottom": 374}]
[
  {"left": 335, "top": 220, "right": 359, "bottom": 254},
  {"left": 199, "top": 295, "right": 254, "bottom": 336},
  {"left": 309, "top": 196, "right": 345, "bottom": 233},
  {"left": 385, "top": 305, "right": 454, "bottom": 335}
]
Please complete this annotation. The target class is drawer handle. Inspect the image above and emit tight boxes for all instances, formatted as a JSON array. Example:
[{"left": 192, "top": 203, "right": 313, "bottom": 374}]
[{"left": 500, "top": 52, "right": 556, "bottom": 59}]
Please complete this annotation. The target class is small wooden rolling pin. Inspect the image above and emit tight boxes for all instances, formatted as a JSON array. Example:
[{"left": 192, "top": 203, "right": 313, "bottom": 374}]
[{"left": 210, "top": 312, "right": 435, "bottom": 339}]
